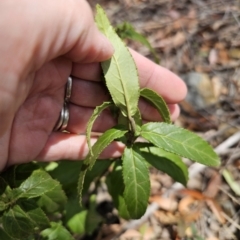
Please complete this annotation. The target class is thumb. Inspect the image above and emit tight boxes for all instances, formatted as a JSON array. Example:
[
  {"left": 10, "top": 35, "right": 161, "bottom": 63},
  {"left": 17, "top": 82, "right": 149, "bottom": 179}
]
[
  {"left": 0, "top": 0, "right": 114, "bottom": 77},
  {"left": 45, "top": 0, "right": 114, "bottom": 63}
]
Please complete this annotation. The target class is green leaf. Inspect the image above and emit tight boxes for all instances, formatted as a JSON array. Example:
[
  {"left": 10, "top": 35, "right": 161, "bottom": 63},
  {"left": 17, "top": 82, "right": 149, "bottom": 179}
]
[
  {"left": 141, "top": 122, "right": 220, "bottom": 167},
  {"left": 8, "top": 188, "right": 23, "bottom": 202},
  {"left": 18, "top": 169, "right": 59, "bottom": 199},
  {"left": 86, "top": 101, "right": 113, "bottom": 154},
  {"left": 106, "top": 161, "right": 130, "bottom": 219},
  {"left": 0, "top": 185, "right": 13, "bottom": 210},
  {"left": 0, "top": 176, "right": 8, "bottom": 196},
  {"left": 65, "top": 195, "right": 83, "bottom": 223},
  {"left": 37, "top": 184, "right": 67, "bottom": 213},
  {"left": 140, "top": 88, "right": 171, "bottom": 123},
  {"left": 0, "top": 201, "right": 6, "bottom": 211},
  {"left": 118, "top": 108, "right": 142, "bottom": 137},
  {"left": 122, "top": 145, "right": 150, "bottom": 219},
  {"left": 139, "top": 145, "right": 188, "bottom": 185},
  {"left": 41, "top": 222, "right": 74, "bottom": 240},
  {"left": 3, "top": 205, "right": 35, "bottom": 238},
  {"left": 116, "top": 22, "right": 160, "bottom": 64},
  {"left": 85, "top": 195, "right": 103, "bottom": 235},
  {"left": 83, "top": 160, "right": 112, "bottom": 196},
  {"left": 0, "top": 228, "right": 15, "bottom": 240},
  {"left": 19, "top": 200, "right": 50, "bottom": 229},
  {"left": 14, "top": 162, "right": 40, "bottom": 187},
  {"left": 50, "top": 161, "right": 82, "bottom": 195},
  {"left": 118, "top": 107, "right": 142, "bottom": 127},
  {"left": 95, "top": 5, "right": 140, "bottom": 117},
  {"left": 78, "top": 126, "right": 127, "bottom": 204},
  {"left": 67, "top": 195, "right": 102, "bottom": 236},
  {"left": 85, "top": 126, "right": 128, "bottom": 170},
  {"left": 0, "top": 166, "right": 16, "bottom": 188},
  {"left": 67, "top": 210, "right": 88, "bottom": 235}
]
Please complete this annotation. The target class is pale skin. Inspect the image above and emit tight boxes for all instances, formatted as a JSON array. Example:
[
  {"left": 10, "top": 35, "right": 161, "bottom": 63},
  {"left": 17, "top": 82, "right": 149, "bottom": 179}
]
[{"left": 0, "top": 0, "right": 187, "bottom": 171}]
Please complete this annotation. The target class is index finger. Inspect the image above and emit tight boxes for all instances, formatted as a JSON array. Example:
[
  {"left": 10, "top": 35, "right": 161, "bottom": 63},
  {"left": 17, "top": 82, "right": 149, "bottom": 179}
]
[{"left": 130, "top": 49, "right": 187, "bottom": 104}]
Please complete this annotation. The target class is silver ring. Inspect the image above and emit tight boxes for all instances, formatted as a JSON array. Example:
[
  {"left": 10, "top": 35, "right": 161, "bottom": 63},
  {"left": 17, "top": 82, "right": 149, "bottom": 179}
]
[
  {"left": 65, "top": 76, "right": 72, "bottom": 102},
  {"left": 54, "top": 102, "right": 69, "bottom": 131},
  {"left": 53, "top": 106, "right": 64, "bottom": 131},
  {"left": 59, "top": 102, "right": 69, "bottom": 131},
  {"left": 54, "top": 76, "right": 72, "bottom": 131}
]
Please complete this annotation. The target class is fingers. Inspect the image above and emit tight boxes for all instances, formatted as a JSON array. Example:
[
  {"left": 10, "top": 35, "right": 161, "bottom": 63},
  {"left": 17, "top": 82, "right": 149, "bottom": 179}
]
[
  {"left": 71, "top": 48, "right": 187, "bottom": 105},
  {"left": 138, "top": 99, "right": 181, "bottom": 122},
  {"left": 66, "top": 104, "right": 116, "bottom": 134},
  {"left": 68, "top": 48, "right": 187, "bottom": 133},
  {"left": 72, "top": 62, "right": 102, "bottom": 82},
  {"left": 3, "top": 0, "right": 114, "bottom": 75},
  {"left": 62, "top": 1, "right": 114, "bottom": 63},
  {"left": 70, "top": 77, "right": 109, "bottom": 107},
  {"left": 129, "top": 49, "right": 187, "bottom": 104},
  {"left": 66, "top": 100, "right": 179, "bottom": 135},
  {"left": 36, "top": 132, "right": 124, "bottom": 161}
]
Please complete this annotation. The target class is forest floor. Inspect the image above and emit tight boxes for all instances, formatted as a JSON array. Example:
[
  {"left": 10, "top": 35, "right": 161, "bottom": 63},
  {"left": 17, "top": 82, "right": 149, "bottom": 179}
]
[{"left": 87, "top": 1, "right": 240, "bottom": 239}]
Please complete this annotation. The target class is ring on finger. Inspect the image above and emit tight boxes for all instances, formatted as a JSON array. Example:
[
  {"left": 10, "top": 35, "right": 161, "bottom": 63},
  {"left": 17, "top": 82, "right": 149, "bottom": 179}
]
[{"left": 54, "top": 76, "right": 72, "bottom": 131}]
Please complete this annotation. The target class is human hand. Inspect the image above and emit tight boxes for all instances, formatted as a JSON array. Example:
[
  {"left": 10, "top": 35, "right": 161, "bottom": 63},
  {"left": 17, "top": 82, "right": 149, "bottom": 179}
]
[{"left": 0, "top": 0, "right": 187, "bottom": 171}]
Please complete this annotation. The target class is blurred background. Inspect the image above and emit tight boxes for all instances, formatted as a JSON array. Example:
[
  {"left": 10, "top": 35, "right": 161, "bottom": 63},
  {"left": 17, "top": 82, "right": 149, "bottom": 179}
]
[{"left": 86, "top": 1, "right": 240, "bottom": 239}]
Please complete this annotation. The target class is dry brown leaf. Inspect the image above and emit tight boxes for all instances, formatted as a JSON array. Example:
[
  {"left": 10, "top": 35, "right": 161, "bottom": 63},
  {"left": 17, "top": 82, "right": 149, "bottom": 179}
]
[
  {"left": 167, "top": 9, "right": 181, "bottom": 20},
  {"left": 228, "top": 48, "right": 240, "bottom": 59},
  {"left": 211, "top": 76, "right": 223, "bottom": 99},
  {"left": 214, "top": 42, "right": 226, "bottom": 50},
  {"left": 119, "top": 229, "right": 141, "bottom": 239},
  {"left": 155, "top": 31, "right": 186, "bottom": 50},
  {"left": 149, "top": 195, "right": 178, "bottom": 212},
  {"left": 141, "top": 226, "right": 155, "bottom": 240},
  {"left": 178, "top": 196, "right": 202, "bottom": 222},
  {"left": 198, "top": 73, "right": 219, "bottom": 105},
  {"left": 185, "top": 226, "right": 194, "bottom": 238},
  {"left": 234, "top": 159, "right": 240, "bottom": 170},
  {"left": 212, "top": 19, "right": 226, "bottom": 31},
  {"left": 179, "top": 189, "right": 206, "bottom": 200},
  {"left": 218, "top": 49, "right": 230, "bottom": 64},
  {"left": 154, "top": 210, "right": 179, "bottom": 225},
  {"left": 203, "top": 171, "right": 222, "bottom": 198}
]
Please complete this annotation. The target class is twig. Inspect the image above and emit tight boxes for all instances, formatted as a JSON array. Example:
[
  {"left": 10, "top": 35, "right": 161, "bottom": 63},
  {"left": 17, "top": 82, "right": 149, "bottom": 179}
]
[
  {"left": 221, "top": 211, "right": 240, "bottom": 231},
  {"left": 219, "top": 186, "right": 240, "bottom": 206}
]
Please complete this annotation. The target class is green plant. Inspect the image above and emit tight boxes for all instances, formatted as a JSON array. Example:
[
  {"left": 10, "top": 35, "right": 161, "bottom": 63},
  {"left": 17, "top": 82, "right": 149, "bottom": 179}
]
[
  {"left": 78, "top": 5, "right": 220, "bottom": 219},
  {"left": 0, "top": 5, "right": 220, "bottom": 239},
  {"left": 115, "top": 22, "right": 160, "bottom": 63}
]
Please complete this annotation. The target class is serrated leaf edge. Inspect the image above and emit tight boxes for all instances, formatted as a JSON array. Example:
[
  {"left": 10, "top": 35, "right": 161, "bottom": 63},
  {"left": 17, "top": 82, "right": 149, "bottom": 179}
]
[
  {"left": 122, "top": 146, "right": 150, "bottom": 218},
  {"left": 17, "top": 169, "right": 61, "bottom": 200},
  {"left": 86, "top": 101, "right": 113, "bottom": 155},
  {"left": 96, "top": 4, "right": 140, "bottom": 118},
  {"left": 78, "top": 127, "right": 127, "bottom": 205},
  {"left": 140, "top": 88, "right": 171, "bottom": 123},
  {"left": 141, "top": 122, "right": 220, "bottom": 166}
]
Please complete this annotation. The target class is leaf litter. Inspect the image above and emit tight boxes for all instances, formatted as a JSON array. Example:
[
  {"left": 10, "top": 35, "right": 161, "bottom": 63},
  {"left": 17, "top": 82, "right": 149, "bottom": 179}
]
[{"left": 85, "top": 0, "right": 240, "bottom": 239}]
